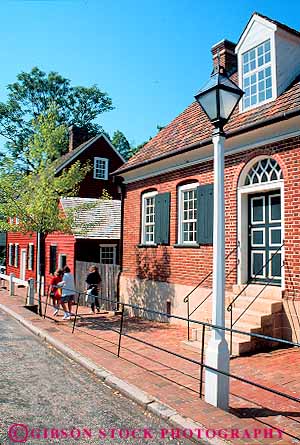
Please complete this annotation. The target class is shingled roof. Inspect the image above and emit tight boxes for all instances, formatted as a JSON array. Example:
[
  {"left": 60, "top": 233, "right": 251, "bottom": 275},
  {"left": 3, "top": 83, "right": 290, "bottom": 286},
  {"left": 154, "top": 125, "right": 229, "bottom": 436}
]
[
  {"left": 115, "top": 14, "right": 300, "bottom": 176},
  {"left": 60, "top": 198, "right": 121, "bottom": 239},
  {"left": 55, "top": 133, "right": 124, "bottom": 174}
]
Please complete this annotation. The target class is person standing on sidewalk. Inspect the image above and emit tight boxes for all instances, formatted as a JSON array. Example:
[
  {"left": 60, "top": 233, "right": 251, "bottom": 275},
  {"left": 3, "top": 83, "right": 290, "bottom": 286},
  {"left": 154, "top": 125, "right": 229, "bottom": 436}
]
[
  {"left": 85, "top": 265, "right": 102, "bottom": 313},
  {"left": 49, "top": 268, "right": 63, "bottom": 316},
  {"left": 57, "top": 265, "right": 76, "bottom": 320}
]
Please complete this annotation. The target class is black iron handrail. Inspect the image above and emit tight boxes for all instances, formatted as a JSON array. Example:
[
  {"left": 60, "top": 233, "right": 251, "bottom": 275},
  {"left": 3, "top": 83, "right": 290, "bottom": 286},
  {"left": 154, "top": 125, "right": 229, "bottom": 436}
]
[
  {"left": 227, "top": 241, "right": 284, "bottom": 354},
  {"left": 184, "top": 241, "right": 240, "bottom": 340},
  {"left": 72, "top": 293, "right": 300, "bottom": 408},
  {"left": 22, "top": 277, "right": 300, "bottom": 414}
]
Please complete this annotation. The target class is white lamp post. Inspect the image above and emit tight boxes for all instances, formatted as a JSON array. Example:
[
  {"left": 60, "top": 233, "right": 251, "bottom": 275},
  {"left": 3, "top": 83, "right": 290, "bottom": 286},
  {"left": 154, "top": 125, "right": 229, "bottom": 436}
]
[{"left": 195, "top": 64, "right": 244, "bottom": 410}]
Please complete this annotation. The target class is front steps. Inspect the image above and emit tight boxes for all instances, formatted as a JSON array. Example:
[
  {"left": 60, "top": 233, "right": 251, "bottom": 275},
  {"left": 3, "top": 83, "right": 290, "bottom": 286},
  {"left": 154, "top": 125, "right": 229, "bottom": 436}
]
[{"left": 182, "top": 284, "right": 283, "bottom": 356}]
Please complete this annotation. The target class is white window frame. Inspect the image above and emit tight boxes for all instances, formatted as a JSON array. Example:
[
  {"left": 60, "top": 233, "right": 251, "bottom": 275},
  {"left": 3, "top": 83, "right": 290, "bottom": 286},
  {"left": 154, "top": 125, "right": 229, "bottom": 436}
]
[
  {"left": 251, "top": 228, "right": 265, "bottom": 247},
  {"left": 8, "top": 217, "right": 13, "bottom": 225},
  {"left": 141, "top": 191, "right": 158, "bottom": 245},
  {"left": 178, "top": 183, "right": 199, "bottom": 245},
  {"left": 15, "top": 217, "right": 19, "bottom": 225},
  {"left": 240, "top": 38, "right": 276, "bottom": 112},
  {"left": 8, "top": 243, "right": 13, "bottom": 266},
  {"left": 28, "top": 243, "right": 34, "bottom": 270},
  {"left": 100, "top": 244, "right": 117, "bottom": 265},
  {"left": 269, "top": 227, "right": 281, "bottom": 247},
  {"left": 14, "top": 243, "right": 19, "bottom": 268},
  {"left": 251, "top": 250, "right": 266, "bottom": 279},
  {"left": 251, "top": 196, "right": 265, "bottom": 224},
  {"left": 269, "top": 250, "right": 282, "bottom": 279},
  {"left": 93, "top": 157, "right": 109, "bottom": 180}
]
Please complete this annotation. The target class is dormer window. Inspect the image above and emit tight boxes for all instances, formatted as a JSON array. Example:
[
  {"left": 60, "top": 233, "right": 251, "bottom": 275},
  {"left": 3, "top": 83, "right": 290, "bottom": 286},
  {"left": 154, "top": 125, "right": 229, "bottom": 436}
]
[{"left": 242, "top": 39, "right": 272, "bottom": 110}]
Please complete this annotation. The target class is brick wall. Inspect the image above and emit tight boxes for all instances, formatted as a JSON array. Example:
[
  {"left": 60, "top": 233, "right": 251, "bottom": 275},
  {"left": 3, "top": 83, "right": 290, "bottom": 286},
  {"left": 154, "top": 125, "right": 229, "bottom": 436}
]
[{"left": 122, "top": 134, "right": 300, "bottom": 300}]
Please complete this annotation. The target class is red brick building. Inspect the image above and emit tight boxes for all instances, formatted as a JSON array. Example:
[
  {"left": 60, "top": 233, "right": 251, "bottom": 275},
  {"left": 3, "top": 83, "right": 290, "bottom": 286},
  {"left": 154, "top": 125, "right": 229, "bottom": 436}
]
[
  {"left": 115, "top": 13, "right": 300, "bottom": 351},
  {"left": 7, "top": 127, "right": 124, "bottom": 288}
]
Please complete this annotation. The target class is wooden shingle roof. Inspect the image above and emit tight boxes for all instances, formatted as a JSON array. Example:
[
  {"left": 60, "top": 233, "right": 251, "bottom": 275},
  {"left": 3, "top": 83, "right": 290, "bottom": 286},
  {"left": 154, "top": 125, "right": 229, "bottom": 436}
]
[{"left": 60, "top": 198, "right": 121, "bottom": 239}]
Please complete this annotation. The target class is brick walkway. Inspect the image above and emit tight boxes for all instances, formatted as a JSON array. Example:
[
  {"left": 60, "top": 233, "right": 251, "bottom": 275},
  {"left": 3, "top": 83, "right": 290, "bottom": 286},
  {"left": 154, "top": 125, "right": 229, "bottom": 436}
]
[{"left": 1, "top": 287, "right": 299, "bottom": 444}]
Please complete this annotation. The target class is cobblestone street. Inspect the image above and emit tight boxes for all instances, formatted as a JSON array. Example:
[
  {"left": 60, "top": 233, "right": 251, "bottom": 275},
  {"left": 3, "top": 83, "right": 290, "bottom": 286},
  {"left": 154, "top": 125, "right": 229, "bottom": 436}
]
[{"left": 0, "top": 309, "right": 194, "bottom": 445}]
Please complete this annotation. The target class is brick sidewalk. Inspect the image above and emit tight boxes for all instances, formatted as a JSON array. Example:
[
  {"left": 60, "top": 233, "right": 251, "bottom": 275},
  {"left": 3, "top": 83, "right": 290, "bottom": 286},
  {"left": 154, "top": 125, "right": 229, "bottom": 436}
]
[{"left": 1, "top": 288, "right": 299, "bottom": 444}]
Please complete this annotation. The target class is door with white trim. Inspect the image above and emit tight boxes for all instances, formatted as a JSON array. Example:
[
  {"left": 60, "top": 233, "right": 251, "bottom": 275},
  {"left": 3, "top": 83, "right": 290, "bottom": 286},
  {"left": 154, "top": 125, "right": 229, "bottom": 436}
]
[
  {"left": 248, "top": 191, "right": 282, "bottom": 284},
  {"left": 20, "top": 248, "right": 27, "bottom": 280}
]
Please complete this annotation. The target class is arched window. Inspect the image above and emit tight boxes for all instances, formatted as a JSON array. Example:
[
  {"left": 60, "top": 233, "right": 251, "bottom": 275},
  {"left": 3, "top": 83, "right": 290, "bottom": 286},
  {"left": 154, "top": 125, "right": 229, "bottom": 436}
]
[{"left": 244, "top": 158, "right": 282, "bottom": 186}]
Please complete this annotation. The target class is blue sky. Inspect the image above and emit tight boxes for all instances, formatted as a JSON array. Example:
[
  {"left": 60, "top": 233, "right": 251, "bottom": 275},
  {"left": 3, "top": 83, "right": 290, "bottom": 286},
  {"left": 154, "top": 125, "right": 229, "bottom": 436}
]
[{"left": 1, "top": 0, "right": 300, "bottom": 148}]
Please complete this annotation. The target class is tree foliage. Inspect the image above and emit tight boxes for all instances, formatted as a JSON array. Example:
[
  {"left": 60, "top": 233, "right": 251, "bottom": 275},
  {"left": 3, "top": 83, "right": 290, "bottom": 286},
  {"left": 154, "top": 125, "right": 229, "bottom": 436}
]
[
  {"left": 0, "top": 108, "right": 91, "bottom": 235},
  {"left": 111, "top": 130, "right": 132, "bottom": 161},
  {"left": 0, "top": 67, "right": 114, "bottom": 164}
]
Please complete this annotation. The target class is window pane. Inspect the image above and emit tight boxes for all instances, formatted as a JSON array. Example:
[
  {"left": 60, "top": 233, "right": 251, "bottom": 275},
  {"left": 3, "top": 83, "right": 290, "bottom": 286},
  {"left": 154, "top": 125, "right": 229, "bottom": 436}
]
[
  {"left": 180, "top": 187, "right": 197, "bottom": 243},
  {"left": 242, "top": 39, "right": 272, "bottom": 110}
]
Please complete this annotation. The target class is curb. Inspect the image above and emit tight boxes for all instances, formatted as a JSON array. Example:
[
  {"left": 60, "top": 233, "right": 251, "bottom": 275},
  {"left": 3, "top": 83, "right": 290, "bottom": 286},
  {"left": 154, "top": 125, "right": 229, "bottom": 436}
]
[{"left": 0, "top": 303, "right": 229, "bottom": 445}]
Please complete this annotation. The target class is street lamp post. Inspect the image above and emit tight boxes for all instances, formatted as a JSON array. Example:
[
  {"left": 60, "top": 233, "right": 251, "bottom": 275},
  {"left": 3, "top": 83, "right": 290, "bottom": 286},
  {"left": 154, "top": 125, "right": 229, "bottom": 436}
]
[{"left": 195, "top": 64, "right": 243, "bottom": 410}]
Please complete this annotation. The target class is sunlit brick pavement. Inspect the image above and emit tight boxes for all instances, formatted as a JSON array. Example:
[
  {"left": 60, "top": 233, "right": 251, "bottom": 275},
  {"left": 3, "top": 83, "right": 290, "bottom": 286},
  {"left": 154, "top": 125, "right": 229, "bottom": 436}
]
[{"left": 1, "top": 287, "right": 299, "bottom": 444}]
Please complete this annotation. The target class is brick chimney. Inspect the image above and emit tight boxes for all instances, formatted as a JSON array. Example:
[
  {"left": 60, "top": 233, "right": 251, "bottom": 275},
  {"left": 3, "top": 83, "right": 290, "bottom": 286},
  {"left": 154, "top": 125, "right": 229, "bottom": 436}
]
[
  {"left": 68, "top": 125, "right": 90, "bottom": 152},
  {"left": 211, "top": 39, "right": 237, "bottom": 75}
]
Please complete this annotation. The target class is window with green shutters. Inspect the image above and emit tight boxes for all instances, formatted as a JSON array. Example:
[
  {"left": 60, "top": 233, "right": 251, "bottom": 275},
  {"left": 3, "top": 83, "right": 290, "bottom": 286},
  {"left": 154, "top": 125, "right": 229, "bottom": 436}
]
[
  {"left": 178, "top": 183, "right": 214, "bottom": 245},
  {"left": 141, "top": 191, "right": 158, "bottom": 245},
  {"left": 178, "top": 183, "right": 199, "bottom": 244},
  {"left": 141, "top": 191, "right": 170, "bottom": 245}
]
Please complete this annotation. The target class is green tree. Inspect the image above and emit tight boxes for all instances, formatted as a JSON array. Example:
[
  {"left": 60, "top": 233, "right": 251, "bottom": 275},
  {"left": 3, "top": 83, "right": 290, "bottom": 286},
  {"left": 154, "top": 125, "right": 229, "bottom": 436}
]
[
  {"left": 0, "top": 67, "right": 113, "bottom": 166},
  {"left": 0, "top": 108, "right": 91, "bottom": 234},
  {"left": 111, "top": 130, "right": 132, "bottom": 161},
  {"left": 0, "top": 108, "right": 91, "bottom": 313}
]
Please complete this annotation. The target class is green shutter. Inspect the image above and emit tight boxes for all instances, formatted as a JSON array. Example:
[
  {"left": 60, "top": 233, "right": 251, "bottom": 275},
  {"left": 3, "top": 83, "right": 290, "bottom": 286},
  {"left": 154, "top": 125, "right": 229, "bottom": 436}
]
[
  {"left": 154, "top": 192, "right": 170, "bottom": 245},
  {"left": 196, "top": 184, "right": 214, "bottom": 244}
]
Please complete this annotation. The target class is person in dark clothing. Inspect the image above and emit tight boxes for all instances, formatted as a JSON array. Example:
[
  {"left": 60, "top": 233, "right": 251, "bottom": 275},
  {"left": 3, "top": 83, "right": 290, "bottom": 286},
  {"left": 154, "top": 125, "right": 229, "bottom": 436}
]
[{"left": 85, "top": 265, "right": 102, "bottom": 313}]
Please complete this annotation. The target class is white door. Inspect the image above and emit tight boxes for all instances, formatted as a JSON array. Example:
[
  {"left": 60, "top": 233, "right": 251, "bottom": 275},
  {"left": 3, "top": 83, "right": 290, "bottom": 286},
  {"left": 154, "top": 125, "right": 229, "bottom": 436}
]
[{"left": 20, "top": 249, "right": 27, "bottom": 280}]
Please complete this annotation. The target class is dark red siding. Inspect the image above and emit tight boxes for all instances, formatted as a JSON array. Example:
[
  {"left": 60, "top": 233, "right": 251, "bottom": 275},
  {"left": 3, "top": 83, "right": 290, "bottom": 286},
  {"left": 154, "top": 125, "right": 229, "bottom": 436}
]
[
  {"left": 44, "top": 232, "right": 75, "bottom": 288},
  {"left": 71, "top": 137, "right": 123, "bottom": 199},
  {"left": 6, "top": 135, "right": 123, "bottom": 283},
  {"left": 6, "top": 231, "right": 37, "bottom": 281}
]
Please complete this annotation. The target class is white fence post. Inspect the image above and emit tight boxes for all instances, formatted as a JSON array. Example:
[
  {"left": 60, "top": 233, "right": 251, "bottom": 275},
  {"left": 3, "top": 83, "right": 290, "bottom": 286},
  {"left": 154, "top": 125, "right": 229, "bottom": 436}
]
[
  {"left": 9, "top": 273, "right": 15, "bottom": 296},
  {"left": 27, "top": 278, "right": 35, "bottom": 305}
]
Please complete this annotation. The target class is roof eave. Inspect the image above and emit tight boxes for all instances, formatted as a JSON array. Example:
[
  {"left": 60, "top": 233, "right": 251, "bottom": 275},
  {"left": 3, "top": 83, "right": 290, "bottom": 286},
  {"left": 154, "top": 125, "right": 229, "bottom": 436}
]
[{"left": 114, "top": 106, "right": 300, "bottom": 177}]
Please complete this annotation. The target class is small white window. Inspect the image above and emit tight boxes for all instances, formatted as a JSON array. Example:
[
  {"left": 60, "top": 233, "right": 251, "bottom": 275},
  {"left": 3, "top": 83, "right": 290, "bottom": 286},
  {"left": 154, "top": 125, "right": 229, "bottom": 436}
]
[
  {"left": 28, "top": 243, "right": 34, "bottom": 270},
  {"left": 8, "top": 217, "right": 13, "bottom": 225},
  {"left": 14, "top": 244, "right": 19, "bottom": 268},
  {"left": 8, "top": 243, "right": 14, "bottom": 266},
  {"left": 141, "top": 191, "right": 157, "bottom": 245},
  {"left": 242, "top": 39, "right": 273, "bottom": 110},
  {"left": 15, "top": 217, "right": 19, "bottom": 225},
  {"left": 178, "top": 183, "right": 198, "bottom": 245},
  {"left": 93, "top": 157, "right": 109, "bottom": 180},
  {"left": 100, "top": 245, "right": 117, "bottom": 265}
]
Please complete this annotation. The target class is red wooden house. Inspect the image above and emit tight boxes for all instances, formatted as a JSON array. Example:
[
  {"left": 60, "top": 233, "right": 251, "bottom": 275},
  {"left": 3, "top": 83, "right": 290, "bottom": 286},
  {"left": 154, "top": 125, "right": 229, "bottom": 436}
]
[
  {"left": 6, "top": 126, "right": 124, "bottom": 289},
  {"left": 115, "top": 13, "right": 300, "bottom": 353}
]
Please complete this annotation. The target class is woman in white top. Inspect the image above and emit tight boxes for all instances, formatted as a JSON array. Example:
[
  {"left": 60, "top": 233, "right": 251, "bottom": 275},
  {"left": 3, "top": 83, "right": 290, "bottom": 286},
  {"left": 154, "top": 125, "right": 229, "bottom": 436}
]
[{"left": 57, "top": 266, "right": 76, "bottom": 320}]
